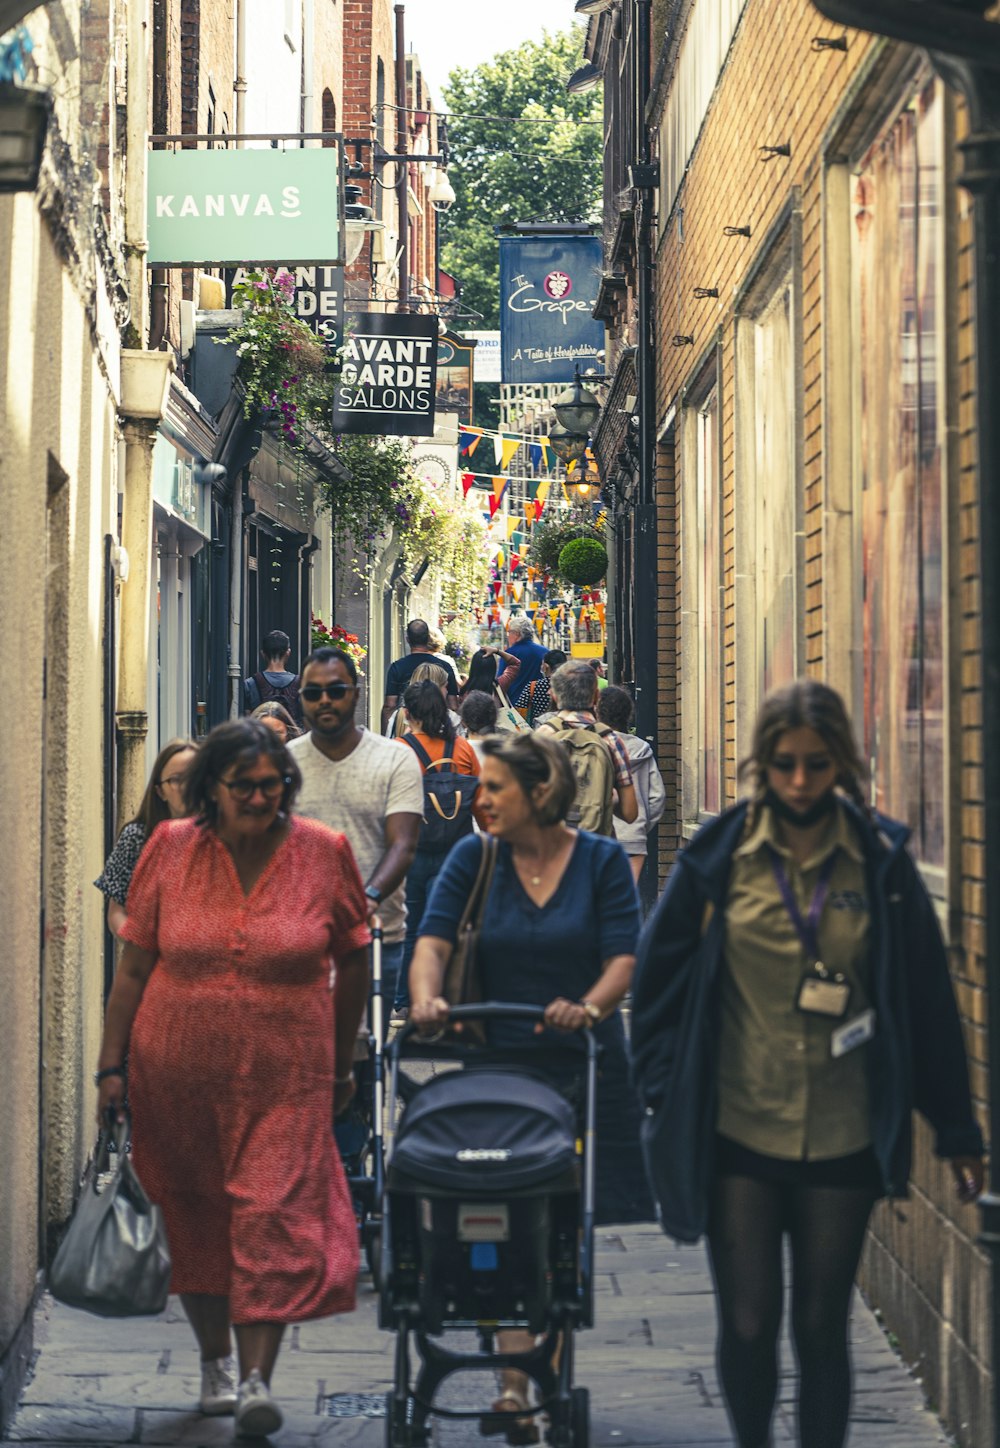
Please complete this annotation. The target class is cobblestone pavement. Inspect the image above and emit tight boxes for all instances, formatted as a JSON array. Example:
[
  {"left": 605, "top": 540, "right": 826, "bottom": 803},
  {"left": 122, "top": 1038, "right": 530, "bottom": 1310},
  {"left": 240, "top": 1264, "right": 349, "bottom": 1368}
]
[{"left": 3, "top": 1225, "right": 951, "bottom": 1448}]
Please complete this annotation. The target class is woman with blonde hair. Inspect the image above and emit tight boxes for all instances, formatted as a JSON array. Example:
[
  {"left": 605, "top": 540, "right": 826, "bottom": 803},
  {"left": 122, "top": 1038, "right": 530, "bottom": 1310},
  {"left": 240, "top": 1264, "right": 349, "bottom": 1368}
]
[
  {"left": 250, "top": 700, "right": 301, "bottom": 743},
  {"left": 410, "top": 729, "right": 653, "bottom": 1440},
  {"left": 632, "top": 679, "right": 983, "bottom": 1448}
]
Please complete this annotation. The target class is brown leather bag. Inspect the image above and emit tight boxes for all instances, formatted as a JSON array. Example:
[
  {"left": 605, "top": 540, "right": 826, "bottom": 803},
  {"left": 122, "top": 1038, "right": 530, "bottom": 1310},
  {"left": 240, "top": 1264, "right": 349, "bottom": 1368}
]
[{"left": 443, "top": 834, "right": 499, "bottom": 1007}]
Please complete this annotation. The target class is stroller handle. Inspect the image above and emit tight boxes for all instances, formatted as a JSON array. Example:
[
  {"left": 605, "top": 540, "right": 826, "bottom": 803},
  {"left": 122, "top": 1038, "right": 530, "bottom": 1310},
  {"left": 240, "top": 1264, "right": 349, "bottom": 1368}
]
[{"left": 393, "top": 1001, "right": 598, "bottom": 1061}]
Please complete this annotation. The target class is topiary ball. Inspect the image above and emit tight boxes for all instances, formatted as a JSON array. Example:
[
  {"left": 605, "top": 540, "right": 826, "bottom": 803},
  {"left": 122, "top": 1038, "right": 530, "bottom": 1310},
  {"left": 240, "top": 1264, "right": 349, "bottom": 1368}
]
[{"left": 557, "top": 536, "right": 608, "bottom": 586}]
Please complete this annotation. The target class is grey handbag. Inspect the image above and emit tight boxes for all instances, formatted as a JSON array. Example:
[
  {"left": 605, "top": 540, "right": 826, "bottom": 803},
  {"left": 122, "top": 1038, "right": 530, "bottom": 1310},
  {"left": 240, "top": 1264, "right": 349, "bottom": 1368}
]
[{"left": 49, "top": 1114, "right": 171, "bottom": 1317}]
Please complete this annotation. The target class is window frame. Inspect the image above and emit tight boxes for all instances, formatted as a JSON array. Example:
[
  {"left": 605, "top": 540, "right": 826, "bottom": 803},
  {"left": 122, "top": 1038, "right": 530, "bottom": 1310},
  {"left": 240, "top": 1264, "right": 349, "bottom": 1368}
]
[
  {"left": 681, "top": 349, "right": 725, "bottom": 827},
  {"left": 732, "top": 211, "right": 805, "bottom": 767}
]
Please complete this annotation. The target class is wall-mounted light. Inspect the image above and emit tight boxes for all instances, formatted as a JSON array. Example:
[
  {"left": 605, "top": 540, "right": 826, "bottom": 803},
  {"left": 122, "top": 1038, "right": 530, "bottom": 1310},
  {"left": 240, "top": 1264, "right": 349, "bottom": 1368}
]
[
  {"left": 345, "top": 217, "right": 385, "bottom": 266},
  {"left": 548, "top": 420, "right": 589, "bottom": 464},
  {"left": 0, "top": 80, "right": 52, "bottom": 193},
  {"left": 566, "top": 62, "right": 603, "bottom": 94},
  {"left": 553, "top": 369, "right": 602, "bottom": 436},
  {"left": 575, "top": 0, "right": 617, "bottom": 13}
]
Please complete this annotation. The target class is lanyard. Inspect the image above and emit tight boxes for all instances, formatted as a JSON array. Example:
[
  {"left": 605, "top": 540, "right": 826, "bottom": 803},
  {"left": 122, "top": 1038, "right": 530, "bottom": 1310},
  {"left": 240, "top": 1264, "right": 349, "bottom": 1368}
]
[{"left": 766, "top": 845, "right": 838, "bottom": 965}]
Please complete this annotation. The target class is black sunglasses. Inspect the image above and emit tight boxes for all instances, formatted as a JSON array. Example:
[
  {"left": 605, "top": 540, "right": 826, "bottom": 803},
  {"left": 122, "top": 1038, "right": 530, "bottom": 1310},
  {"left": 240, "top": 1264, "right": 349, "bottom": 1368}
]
[{"left": 301, "top": 682, "right": 356, "bottom": 702}]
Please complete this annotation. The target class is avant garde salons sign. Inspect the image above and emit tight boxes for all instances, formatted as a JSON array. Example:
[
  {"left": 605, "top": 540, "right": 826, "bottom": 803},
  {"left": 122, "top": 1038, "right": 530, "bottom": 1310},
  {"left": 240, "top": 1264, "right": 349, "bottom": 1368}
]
[
  {"left": 332, "top": 314, "right": 439, "bottom": 436},
  {"left": 499, "top": 235, "right": 604, "bottom": 384},
  {"left": 147, "top": 148, "right": 342, "bottom": 266}
]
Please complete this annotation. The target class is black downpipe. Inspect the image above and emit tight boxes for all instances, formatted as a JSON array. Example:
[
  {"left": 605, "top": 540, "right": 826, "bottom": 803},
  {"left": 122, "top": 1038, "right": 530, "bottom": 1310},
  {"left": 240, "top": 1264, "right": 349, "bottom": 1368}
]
[
  {"left": 810, "top": 0, "right": 1000, "bottom": 1433},
  {"left": 149, "top": 0, "right": 169, "bottom": 349},
  {"left": 632, "top": 0, "right": 659, "bottom": 907},
  {"left": 102, "top": 534, "right": 117, "bottom": 1005}
]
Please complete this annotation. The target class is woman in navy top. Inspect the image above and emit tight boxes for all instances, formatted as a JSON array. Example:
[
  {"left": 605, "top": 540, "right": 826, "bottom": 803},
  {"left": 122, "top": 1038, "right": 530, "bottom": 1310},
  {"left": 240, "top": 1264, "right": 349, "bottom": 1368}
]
[{"left": 411, "top": 730, "right": 653, "bottom": 1442}]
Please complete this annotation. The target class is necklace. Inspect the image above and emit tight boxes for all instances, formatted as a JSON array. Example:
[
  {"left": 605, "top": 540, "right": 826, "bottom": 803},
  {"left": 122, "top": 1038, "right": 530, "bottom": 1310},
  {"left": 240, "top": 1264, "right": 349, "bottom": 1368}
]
[{"left": 530, "top": 873, "right": 542, "bottom": 886}]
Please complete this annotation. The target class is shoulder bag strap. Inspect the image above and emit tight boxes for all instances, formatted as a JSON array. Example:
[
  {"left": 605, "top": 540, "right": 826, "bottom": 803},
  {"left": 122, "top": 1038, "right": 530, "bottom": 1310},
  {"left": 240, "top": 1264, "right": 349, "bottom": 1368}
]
[{"left": 454, "top": 835, "right": 494, "bottom": 938}]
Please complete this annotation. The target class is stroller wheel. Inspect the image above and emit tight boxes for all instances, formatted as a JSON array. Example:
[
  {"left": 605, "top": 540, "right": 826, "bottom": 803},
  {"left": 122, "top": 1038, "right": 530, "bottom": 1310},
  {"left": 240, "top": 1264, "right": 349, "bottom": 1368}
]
[
  {"left": 365, "top": 1230, "right": 383, "bottom": 1287},
  {"left": 570, "top": 1387, "right": 589, "bottom": 1448}
]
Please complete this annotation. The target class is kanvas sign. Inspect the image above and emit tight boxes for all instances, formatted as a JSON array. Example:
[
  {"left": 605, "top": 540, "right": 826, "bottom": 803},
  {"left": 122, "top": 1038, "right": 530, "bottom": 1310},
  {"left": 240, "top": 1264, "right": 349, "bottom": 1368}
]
[{"left": 147, "top": 148, "right": 342, "bottom": 266}]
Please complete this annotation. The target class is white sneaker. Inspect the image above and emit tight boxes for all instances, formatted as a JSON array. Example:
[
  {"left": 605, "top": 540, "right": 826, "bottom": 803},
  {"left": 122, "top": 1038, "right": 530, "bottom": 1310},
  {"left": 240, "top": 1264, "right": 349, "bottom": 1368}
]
[
  {"left": 235, "top": 1368, "right": 283, "bottom": 1438},
  {"left": 199, "top": 1356, "right": 237, "bottom": 1416}
]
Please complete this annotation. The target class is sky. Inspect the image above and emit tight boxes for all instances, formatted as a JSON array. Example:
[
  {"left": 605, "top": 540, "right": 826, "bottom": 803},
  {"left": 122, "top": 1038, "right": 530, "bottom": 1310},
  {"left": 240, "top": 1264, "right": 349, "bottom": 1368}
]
[{"left": 402, "top": 0, "right": 579, "bottom": 103}]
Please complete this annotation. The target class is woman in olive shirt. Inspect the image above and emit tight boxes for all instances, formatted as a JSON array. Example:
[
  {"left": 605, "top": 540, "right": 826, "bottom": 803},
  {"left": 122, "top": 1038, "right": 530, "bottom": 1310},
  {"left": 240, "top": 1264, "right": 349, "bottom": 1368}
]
[{"left": 632, "top": 681, "right": 983, "bottom": 1448}]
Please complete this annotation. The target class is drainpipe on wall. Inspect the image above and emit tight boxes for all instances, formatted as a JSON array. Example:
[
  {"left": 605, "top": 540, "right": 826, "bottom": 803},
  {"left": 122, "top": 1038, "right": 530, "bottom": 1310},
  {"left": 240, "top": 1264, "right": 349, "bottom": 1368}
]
[
  {"left": 229, "top": 479, "right": 244, "bottom": 719},
  {"left": 395, "top": 4, "right": 409, "bottom": 311},
  {"left": 301, "top": 0, "right": 315, "bottom": 137},
  {"left": 631, "top": 0, "right": 659, "bottom": 905},
  {"left": 117, "top": 0, "right": 174, "bottom": 832},
  {"left": 235, "top": 0, "right": 247, "bottom": 142},
  {"left": 810, "top": 0, "right": 1000, "bottom": 1434}
]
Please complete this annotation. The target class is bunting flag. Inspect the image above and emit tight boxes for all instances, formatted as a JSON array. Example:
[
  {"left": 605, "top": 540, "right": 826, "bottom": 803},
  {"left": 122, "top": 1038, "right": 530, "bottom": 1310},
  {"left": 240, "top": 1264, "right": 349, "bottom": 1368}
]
[
  {"left": 501, "top": 435, "right": 522, "bottom": 470},
  {"left": 540, "top": 438, "right": 557, "bottom": 471},
  {"left": 509, "top": 552, "right": 521, "bottom": 571},
  {"left": 528, "top": 442, "right": 542, "bottom": 469},
  {"left": 536, "top": 479, "right": 552, "bottom": 507},
  {"left": 573, "top": 605, "right": 583, "bottom": 622},
  {"left": 488, "top": 494, "right": 501, "bottom": 518},
  {"left": 527, "top": 566, "right": 537, "bottom": 581},
  {"left": 535, "top": 616, "right": 545, "bottom": 635},
  {"left": 459, "top": 427, "right": 483, "bottom": 456},
  {"left": 595, "top": 601, "right": 606, "bottom": 624},
  {"left": 492, "top": 476, "right": 509, "bottom": 505},
  {"left": 527, "top": 599, "right": 538, "bottom": 613},
  {"left": 506, "top": 515, "right": 522, "bottom": 538},
  {"left": 523, "top": 501, "right": 536, "bottom": 526},
  {"left": 512, "top": 583, "right": 524, "bottom": 603},
  {"left": 548, "top": 606, "right": 560, "bottom": 624},
  {"left": 461, "top": 472, "right": 476, "bottom": 496},
  {"left": 497, "top": 548, "right": 505, "bottom": 568},
  {"left": 492, "top": 580, "right": 503, "bottom": 598}
]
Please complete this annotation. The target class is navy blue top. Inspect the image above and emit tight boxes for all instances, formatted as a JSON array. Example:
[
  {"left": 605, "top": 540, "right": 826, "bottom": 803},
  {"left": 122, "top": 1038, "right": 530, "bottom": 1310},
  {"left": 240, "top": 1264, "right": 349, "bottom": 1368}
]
[
  {"left": 420, "top": 830, "right": 639, "bottom": 1050},
  {"left": 505, "top": 637, "right": 548, "bottom": 705}
]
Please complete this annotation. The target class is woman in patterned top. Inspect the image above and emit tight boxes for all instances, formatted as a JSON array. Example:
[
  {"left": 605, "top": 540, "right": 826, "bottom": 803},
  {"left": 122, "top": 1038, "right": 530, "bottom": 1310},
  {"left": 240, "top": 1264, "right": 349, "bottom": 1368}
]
[
  {"left": 95, "top": 719, "right": 371, "bottom": 1438},
  {"left": 94, "top": 738, "right": 198, "bottom": 938}
]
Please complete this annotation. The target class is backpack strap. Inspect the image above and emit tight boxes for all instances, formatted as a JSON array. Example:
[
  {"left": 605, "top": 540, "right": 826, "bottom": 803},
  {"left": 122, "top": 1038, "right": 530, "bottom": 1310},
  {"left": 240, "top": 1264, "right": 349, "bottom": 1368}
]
[{"left": 401, "top": 734, "right": 434, "bottom": 771}]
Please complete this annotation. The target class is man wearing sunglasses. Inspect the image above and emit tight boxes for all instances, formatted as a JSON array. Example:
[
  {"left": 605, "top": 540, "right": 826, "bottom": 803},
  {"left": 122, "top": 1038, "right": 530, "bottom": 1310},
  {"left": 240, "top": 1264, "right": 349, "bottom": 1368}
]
[{"left": 288, "top": 647, "right": 423, "bottom": 1014}]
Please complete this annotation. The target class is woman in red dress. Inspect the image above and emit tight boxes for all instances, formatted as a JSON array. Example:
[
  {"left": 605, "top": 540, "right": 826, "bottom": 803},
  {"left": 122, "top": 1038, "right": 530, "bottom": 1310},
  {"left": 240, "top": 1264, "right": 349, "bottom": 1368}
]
[{"left": 95, "top": 719, "right": 371, "bottom": 1438}]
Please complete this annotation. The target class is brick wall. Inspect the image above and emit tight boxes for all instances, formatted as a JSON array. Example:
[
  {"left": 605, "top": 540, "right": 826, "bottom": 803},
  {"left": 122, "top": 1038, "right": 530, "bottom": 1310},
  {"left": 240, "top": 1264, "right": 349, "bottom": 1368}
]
[{"left": 648, "top": 0, "right": 991, "bottom": 1438}]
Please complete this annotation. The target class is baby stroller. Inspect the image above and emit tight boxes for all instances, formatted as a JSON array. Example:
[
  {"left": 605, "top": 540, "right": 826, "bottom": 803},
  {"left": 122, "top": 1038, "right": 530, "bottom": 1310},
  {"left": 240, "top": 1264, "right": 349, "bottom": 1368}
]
[
  {"left": 379, "top": 1003, "right": 596, "bottom": 1448},
  {"left": 333, "top": 918, "right": 387, "bottom": 1279}
]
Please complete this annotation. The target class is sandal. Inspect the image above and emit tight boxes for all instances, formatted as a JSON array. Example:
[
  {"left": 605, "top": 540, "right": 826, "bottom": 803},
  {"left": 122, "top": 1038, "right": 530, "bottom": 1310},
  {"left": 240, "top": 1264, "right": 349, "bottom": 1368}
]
[{"left": 480, "top": 1389, "right": 540, "bottom": 1446}]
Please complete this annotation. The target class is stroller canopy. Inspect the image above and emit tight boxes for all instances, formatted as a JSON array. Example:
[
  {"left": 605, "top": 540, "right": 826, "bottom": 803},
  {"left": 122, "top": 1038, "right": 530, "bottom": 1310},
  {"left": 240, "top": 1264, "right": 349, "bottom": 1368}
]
[{"left": 390, "top": 1068, "right": 578, "bottom": 1193}]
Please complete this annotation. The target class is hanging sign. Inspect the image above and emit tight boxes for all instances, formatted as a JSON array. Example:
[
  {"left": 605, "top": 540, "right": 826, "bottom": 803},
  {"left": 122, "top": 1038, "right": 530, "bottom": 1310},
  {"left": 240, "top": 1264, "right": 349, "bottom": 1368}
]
[
  {"left": 466, "top": 330, "right": 502, "bottom": 383},
  {"left": 332, "top": 313, "right": 439, "bottom": 436},
  {"left": 292, "top": 266, "right": 345, "bottom": 351},
  {"left": 499, "top": 235, "right": 604, "bottom": 384},
  {"left": 147, "top": 147, "right": 342, "bottom": 266},
  {"left": 435, "top": 334, "right": 474, "bottom": 416}
]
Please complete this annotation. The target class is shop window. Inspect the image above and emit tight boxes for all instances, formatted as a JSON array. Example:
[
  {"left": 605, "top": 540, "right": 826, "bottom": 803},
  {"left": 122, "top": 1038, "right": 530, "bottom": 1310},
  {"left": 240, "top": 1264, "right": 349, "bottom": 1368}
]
[
  {"left": 682, "top": 372, "right": 723, "bottom": 820},
  {"left": 734, "top": 251, "right": 800, "bottom": 756},
  {"left": 854, "top": 80, "right": 945, "bottom": 868}
]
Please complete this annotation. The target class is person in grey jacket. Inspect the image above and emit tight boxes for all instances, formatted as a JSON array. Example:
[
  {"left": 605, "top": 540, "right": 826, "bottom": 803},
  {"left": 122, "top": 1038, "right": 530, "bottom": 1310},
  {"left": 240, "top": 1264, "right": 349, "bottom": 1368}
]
[{"left": 597, "top": 686, "right": 665, "bottom": 883}]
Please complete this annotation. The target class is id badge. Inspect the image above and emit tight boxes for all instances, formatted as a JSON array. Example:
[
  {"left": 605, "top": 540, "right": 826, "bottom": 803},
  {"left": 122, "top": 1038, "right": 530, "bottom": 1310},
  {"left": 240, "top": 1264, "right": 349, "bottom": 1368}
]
[
  {"left": 796, "top": 967, "right": 852, "bottom": 1019},
  {"left": 831, "top": 1008, "right": 876, "bottom": 1058}
]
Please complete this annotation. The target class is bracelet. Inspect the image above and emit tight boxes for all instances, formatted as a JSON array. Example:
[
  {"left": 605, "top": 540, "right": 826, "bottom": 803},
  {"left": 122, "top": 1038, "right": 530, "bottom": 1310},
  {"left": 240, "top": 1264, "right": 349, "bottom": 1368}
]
[
  {"left": 94, "top": 1065, "right": 126, "bottom": 1085},
  {"left": 579, "top": 1000, "right": 601, "bottom": 1028}
]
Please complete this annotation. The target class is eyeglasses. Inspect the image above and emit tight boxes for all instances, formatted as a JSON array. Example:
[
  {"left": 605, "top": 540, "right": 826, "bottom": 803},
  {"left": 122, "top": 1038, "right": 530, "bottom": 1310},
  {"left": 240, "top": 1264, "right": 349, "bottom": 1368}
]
[
  {"left": 301, "top": 682, "right": 356, "bottom": 702},
  {"left": 769, "top": 755, "right": 833, "bottom": 774},
  {"left": 217, "top": 774, "right": 289, "bottom": 802}
]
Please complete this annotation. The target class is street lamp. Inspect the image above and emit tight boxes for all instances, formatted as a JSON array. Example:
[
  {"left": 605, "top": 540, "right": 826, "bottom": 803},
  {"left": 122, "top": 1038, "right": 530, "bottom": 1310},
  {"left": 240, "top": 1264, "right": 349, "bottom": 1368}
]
[
  {"left": 553, "top": 367, "right": 602, "bottom": 435},
  {"left": 566, "top": 62, "right": 603, "bottom": 94},
  {"left": 548, "top": 420, "right": 589, "bottom": 464},
  {"left": 0, "top": 80, "right": 51, "bottom": 192}
]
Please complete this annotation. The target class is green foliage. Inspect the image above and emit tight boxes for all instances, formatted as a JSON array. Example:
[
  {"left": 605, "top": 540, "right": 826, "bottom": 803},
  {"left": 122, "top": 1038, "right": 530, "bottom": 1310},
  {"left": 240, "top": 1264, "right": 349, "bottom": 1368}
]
[
  {"left": 223, "top": 268, "right": 330, "bottom": 444},
  {"left": 440, "top": 27, "right": 603, "bottom": 327},
  {"left": 528, "top": 519, "right": 603, "bottom": 575},
  {"left": 400, "top": 485, "right": 492, "bottom": 613},
  {"left": 317, "top": 435, "right": 419, "bottom": 557},
  {"left": 557, "top": 536, "right": 608, "bottom": 586}
]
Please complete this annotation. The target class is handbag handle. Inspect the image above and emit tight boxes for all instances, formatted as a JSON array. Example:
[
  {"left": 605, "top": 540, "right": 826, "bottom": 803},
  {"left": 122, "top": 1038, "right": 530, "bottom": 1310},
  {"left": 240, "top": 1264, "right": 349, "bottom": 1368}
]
[{"left": 455, "top": 834, "right": 498, "bottom": 940}]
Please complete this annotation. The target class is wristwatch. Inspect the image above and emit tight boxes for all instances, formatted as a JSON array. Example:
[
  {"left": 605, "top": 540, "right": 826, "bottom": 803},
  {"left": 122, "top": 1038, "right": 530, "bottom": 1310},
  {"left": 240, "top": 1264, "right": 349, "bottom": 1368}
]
[
  {"left": 580, "top": 1000, "right": 601, "bottom": 1028},
  {"left": 364, "top": 885, "right": 383, "bottom": 905}
]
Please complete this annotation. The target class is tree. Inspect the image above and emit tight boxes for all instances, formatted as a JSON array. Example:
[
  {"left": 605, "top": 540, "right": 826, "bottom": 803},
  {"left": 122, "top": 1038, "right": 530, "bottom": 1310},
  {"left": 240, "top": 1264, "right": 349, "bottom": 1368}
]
[{"left": 440, "top": 26, "right": 602, "bottom": 328}]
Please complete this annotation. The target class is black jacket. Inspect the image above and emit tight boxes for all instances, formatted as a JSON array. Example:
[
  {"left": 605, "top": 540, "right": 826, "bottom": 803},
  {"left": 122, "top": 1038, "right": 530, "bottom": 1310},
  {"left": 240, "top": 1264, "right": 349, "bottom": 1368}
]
[{"left": 631, "top": 800, "right": 983, "bottom": 1242}]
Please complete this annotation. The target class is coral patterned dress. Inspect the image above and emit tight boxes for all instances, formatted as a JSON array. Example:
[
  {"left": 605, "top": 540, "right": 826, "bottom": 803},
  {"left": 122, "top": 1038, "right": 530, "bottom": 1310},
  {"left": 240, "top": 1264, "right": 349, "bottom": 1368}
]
[{"left": 119, "top": 814, "right": 371, "bottom": 1324}]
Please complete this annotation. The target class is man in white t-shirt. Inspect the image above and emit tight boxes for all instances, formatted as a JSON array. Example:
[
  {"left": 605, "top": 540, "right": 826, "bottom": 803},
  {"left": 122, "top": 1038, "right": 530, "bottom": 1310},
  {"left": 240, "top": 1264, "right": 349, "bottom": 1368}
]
[{"left": 288, "top": 647, "right": 423, "bottom": 1014}]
